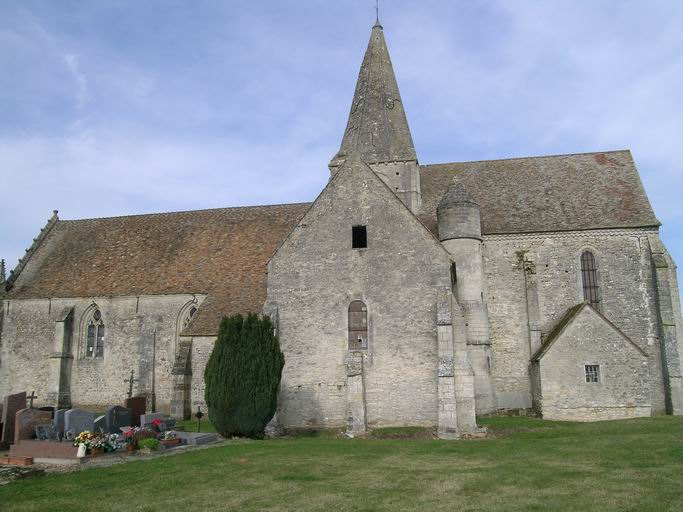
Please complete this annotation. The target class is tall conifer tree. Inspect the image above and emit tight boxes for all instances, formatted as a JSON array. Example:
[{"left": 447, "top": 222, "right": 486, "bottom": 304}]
[{"left": 204, "top": 313, "right": 284, "bottom": 437}]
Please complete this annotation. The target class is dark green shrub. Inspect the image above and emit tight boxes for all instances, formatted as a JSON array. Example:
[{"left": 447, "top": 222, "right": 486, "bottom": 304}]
[
  {"left": 204, "top": 313, "right": 285, "bottom": 438},
  {"left": 132, "top": 429, "right": 158, "bottom": 447}
]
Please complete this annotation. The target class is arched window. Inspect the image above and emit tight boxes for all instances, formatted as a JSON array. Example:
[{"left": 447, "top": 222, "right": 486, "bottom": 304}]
[
  {"left": 581, "top": 251, "right": 600, "bottom": 310},
  {"left": 348, "top": 301, "right": 368, "bottom": 350},
  {"left": 85, "top": 308, "right": 105, "bottom": 358},
  {"left": 181, "top": 305, "right": 198, "bottom": 331}
]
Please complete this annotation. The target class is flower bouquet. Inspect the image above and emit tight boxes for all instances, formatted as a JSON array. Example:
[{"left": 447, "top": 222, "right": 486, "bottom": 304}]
[{"left": 160, "top": 430, "right": 181, "bottom": 446}]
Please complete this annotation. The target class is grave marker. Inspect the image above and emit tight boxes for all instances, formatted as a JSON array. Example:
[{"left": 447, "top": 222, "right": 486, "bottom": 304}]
[
  {"left": 14, "top": 408, "right": 51, "bottom": 443},
  {"left": 64, "top": 409, "right": 94, "bottom": 436},
  {"left": 1, "top": 392, "right": 27, "bottom": 445},
  {"left": 106, "top": 406, "right": 132, "bottom": 433},
  {"left": 124, "top": 396, "right": 146, "bottom": 427},
  {"left": 94, "top": 415, "right": 107, "bottom": 433}
]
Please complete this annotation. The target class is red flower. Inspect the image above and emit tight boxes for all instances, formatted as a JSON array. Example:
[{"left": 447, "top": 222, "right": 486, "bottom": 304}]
[{"left": 152, "top": 418, "right": 162, "bottom": 426}]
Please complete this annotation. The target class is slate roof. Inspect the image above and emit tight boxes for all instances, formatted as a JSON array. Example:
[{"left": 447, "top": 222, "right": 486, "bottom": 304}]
[
  {"left": 7, "top": 204, "right": 309, "bottom": 336},
  {"left": 419, "top": 150, "right": 660, "bottom": 236}
]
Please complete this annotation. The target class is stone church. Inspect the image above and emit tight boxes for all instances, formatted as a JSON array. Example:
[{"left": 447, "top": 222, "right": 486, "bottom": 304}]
[{"left": 1, "top": 23, "right": 682, "bottom": 437}]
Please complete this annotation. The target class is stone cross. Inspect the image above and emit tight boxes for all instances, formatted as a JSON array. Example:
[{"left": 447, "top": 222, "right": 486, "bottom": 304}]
[
  {"left": 124, "top": 370, "right": 139, "bottom": 398},
  {"left": 27, "top": 391, "right": 37, "bottom": 409}
]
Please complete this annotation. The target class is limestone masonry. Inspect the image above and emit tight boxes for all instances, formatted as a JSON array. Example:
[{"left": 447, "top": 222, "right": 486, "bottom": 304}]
[{"left": 1, "top": 23, "right": 681, "bottom": 436}]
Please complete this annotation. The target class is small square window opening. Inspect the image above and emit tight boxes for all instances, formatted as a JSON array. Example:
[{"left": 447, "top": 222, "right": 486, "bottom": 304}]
[
  {"left": 352, "top": 225, "right": 367, "bottom": 249},
  {"left": 585, "top": 364, "right": 600, "bottom": 383}
]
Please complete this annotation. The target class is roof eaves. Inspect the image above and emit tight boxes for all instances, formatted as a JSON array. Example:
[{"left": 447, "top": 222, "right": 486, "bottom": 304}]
[{"left": 6, "top": 210, "right": 60, "bottom": 291}]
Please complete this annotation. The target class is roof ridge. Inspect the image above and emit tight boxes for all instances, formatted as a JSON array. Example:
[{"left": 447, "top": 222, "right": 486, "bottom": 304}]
[
  {"left": 58, "top": 201, "right": 312, "bottom": 223},
  {"left": 421, "top": 149, "right": 632, "bottom": 168}
]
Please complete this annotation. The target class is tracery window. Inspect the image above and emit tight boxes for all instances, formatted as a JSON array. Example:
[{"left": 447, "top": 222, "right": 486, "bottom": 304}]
[
  {"left": 181, "top": 305, "right": 198, "bottom": 331},
  {"left": 85, "top": 308, "right": 105, "bottom": 358},
  {"left": 580, "top": 251, "right": 600, "bottom": 310},
  {"left": 348, "top": 301, "right": 368, "bottom": 350}
]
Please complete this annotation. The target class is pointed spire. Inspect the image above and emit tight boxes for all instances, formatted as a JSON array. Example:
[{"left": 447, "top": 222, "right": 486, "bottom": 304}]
[
  {"left": 438, "top": 180, "right": 479, "bottom": 211},
  {"left": 331, "top": 24, "right": 417, "bottom": 168}
]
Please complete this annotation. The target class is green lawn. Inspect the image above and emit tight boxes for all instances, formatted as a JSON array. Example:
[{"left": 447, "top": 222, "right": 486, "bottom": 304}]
[{"left": 2, "top": 416, "right": 683, "bottom": 511}]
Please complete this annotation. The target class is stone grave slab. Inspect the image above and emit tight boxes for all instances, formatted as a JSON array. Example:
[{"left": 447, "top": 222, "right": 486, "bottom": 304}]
[
  {"left": 14, "top": 408, "right": 52, "bottom": 443},
  {"left": 53, "top": 409, "right": 68, "bottom": 432},
  {"left": 64, "top": 409, "right": 94, "bottom": 436},
  {"left": 140, "top": 412, "right": 164, "bottom": 429},
  {"left": 106, "top": 406, "right": 132, "bottom": 433},
  {"left": 2, "top": 392, "right": 27, "bottom": 445},
  {"left": 94, "top": 415, "right": 107, "bottom": 433},
  {"left": 124, "top": 396, "right": 146, "bottom": 427},
  {"left": 176, "top": 432, "right": 218, "bottom": 446}
]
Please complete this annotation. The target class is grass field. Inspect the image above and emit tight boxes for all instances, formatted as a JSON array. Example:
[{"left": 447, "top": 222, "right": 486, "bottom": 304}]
[{"left": 2, "top": 416, "right": 682, "bottom": 511}]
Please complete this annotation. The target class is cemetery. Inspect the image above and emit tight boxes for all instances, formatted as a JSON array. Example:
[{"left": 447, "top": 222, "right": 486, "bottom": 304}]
[{"left": 0, "top": 390, "right": 218, "bottom": 467}]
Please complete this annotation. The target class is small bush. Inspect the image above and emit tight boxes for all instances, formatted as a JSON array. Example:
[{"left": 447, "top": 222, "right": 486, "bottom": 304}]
[
  {"left": 132, "top": 429, "right": 158, "bottom": 447},
  {"left": 138, "top": 438, "right": 160, "bottom": 451}
]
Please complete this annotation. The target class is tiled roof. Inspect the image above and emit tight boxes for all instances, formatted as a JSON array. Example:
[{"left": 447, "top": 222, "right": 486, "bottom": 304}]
[
  {"left": 8, "top": 150, "right": 661, "bottom": 336},
  {"left": 419, "top": 150, "right": 660, "bottom": 236},
  {"left": 8, "top": 204, "right": 309, "bottom": 336}
]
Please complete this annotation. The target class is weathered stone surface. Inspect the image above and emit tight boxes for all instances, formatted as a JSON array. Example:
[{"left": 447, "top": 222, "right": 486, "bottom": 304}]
[
  {"left": 14, "top": 408, "right": 51, "bottom": 443},
  {"left": 532, "top": 303, "right": 650, "bottom": 421}
]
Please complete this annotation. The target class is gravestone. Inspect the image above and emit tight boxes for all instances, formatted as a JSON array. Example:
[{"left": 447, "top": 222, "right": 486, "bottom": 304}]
[
  {"left": 14, "top": 408, "right": 52, "bottom": 443},
  {"left": 124, "top": 396, "right": 146, "bottom": 427},
  {"left": 106, "top": 406, "right": 132, "bottom": 434},
  {"left": 38, "top": 406, "right": 56, "bottom": 419},
  {"left": 53, "top": 409, "right": 69, "bottom": 432},
  {"left": 64, "top": 409, "right": 94, "bottom": 436},
  {"left": 140, "top": 412, "right": 164, "bottom": 429},
  {"left": 1, "top": 391, "right": 27, "bottom": 445},
  {"left": 94, "top": 415, "right": 107, "bottom": 433},
  {"left": 35, "top": 424, "right": 61, "bottom": 441}
]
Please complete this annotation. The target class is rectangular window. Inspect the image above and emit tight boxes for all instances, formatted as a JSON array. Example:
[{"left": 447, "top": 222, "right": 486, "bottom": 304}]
[
  {"left": 352, "top": 225, "right": 367, "bottom": 249},
  {"left": 585, "top": 364, "right": 600, "bottom": 383}
]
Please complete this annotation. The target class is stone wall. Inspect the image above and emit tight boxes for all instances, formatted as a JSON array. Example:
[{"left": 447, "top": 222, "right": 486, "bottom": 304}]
[
  {"left": 0, "top": 294, "right": 204, "bottom": 412},
  {"left": 533, "top": 305, "right": 650, "bottom": 421},
  {"left": 189, "top": 335, "right": 216, "bottom": 415},
  {"left": 266, "top": 158, "right": 454, "bottom": 429},
  {"left": 482, "top": 228, "right": 666, "bottom": 413}
]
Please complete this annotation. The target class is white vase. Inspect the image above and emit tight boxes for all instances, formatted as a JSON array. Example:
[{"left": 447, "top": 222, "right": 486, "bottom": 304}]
[{"left": 77, "top": 444, "right": 87, "bottom": 458}]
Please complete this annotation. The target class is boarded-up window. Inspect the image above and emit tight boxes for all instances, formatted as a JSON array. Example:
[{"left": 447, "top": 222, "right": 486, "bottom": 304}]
[
  {"left": 348, "top": 301, "right": 368, "bottom": 350},
  {"left": 581, "top": 251, "right": 600, "bottom": 310}
]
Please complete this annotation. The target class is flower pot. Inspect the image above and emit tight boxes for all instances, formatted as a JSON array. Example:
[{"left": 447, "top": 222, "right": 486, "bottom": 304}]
[
  {"left": 160, "top": 438, "right": 181, "bottom": 446},
  {"left": 77, "top": 444, "right": 87, "bottom": 458},
  {"left": 91, "top": 447, "right": 104, "bottom": 457},
  {"left": 126, "top": 444, "right": 135, "bottom": 453}
]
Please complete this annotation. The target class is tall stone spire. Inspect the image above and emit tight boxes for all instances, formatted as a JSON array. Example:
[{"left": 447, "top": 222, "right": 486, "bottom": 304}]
[
  {"left": 331, "top": 23, "right": 417, "bottom": 167},
  {"left": 330, "top": 23, "right": 421, "bottom": 212}
]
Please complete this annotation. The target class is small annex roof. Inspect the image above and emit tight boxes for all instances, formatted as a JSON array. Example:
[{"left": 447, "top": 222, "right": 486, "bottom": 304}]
[
  {"left": 420, "top": 150, "right": 660, "bottom": 236},
  {"left": 7, "top": 203, "right": 309, "bottom": 336},
  {"left": 531, "top": 302, "right": 648, "bottom": 361}
]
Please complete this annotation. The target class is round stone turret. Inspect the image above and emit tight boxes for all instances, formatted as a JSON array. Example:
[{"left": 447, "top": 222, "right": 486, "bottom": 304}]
[{"left": 437, "top": 181, "right": 481, "bottom": 241}]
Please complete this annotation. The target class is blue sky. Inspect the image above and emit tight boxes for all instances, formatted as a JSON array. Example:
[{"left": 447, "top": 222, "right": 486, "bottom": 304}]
[{"left": 1, "top": 0, "right": 681, "bottom": 295}]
